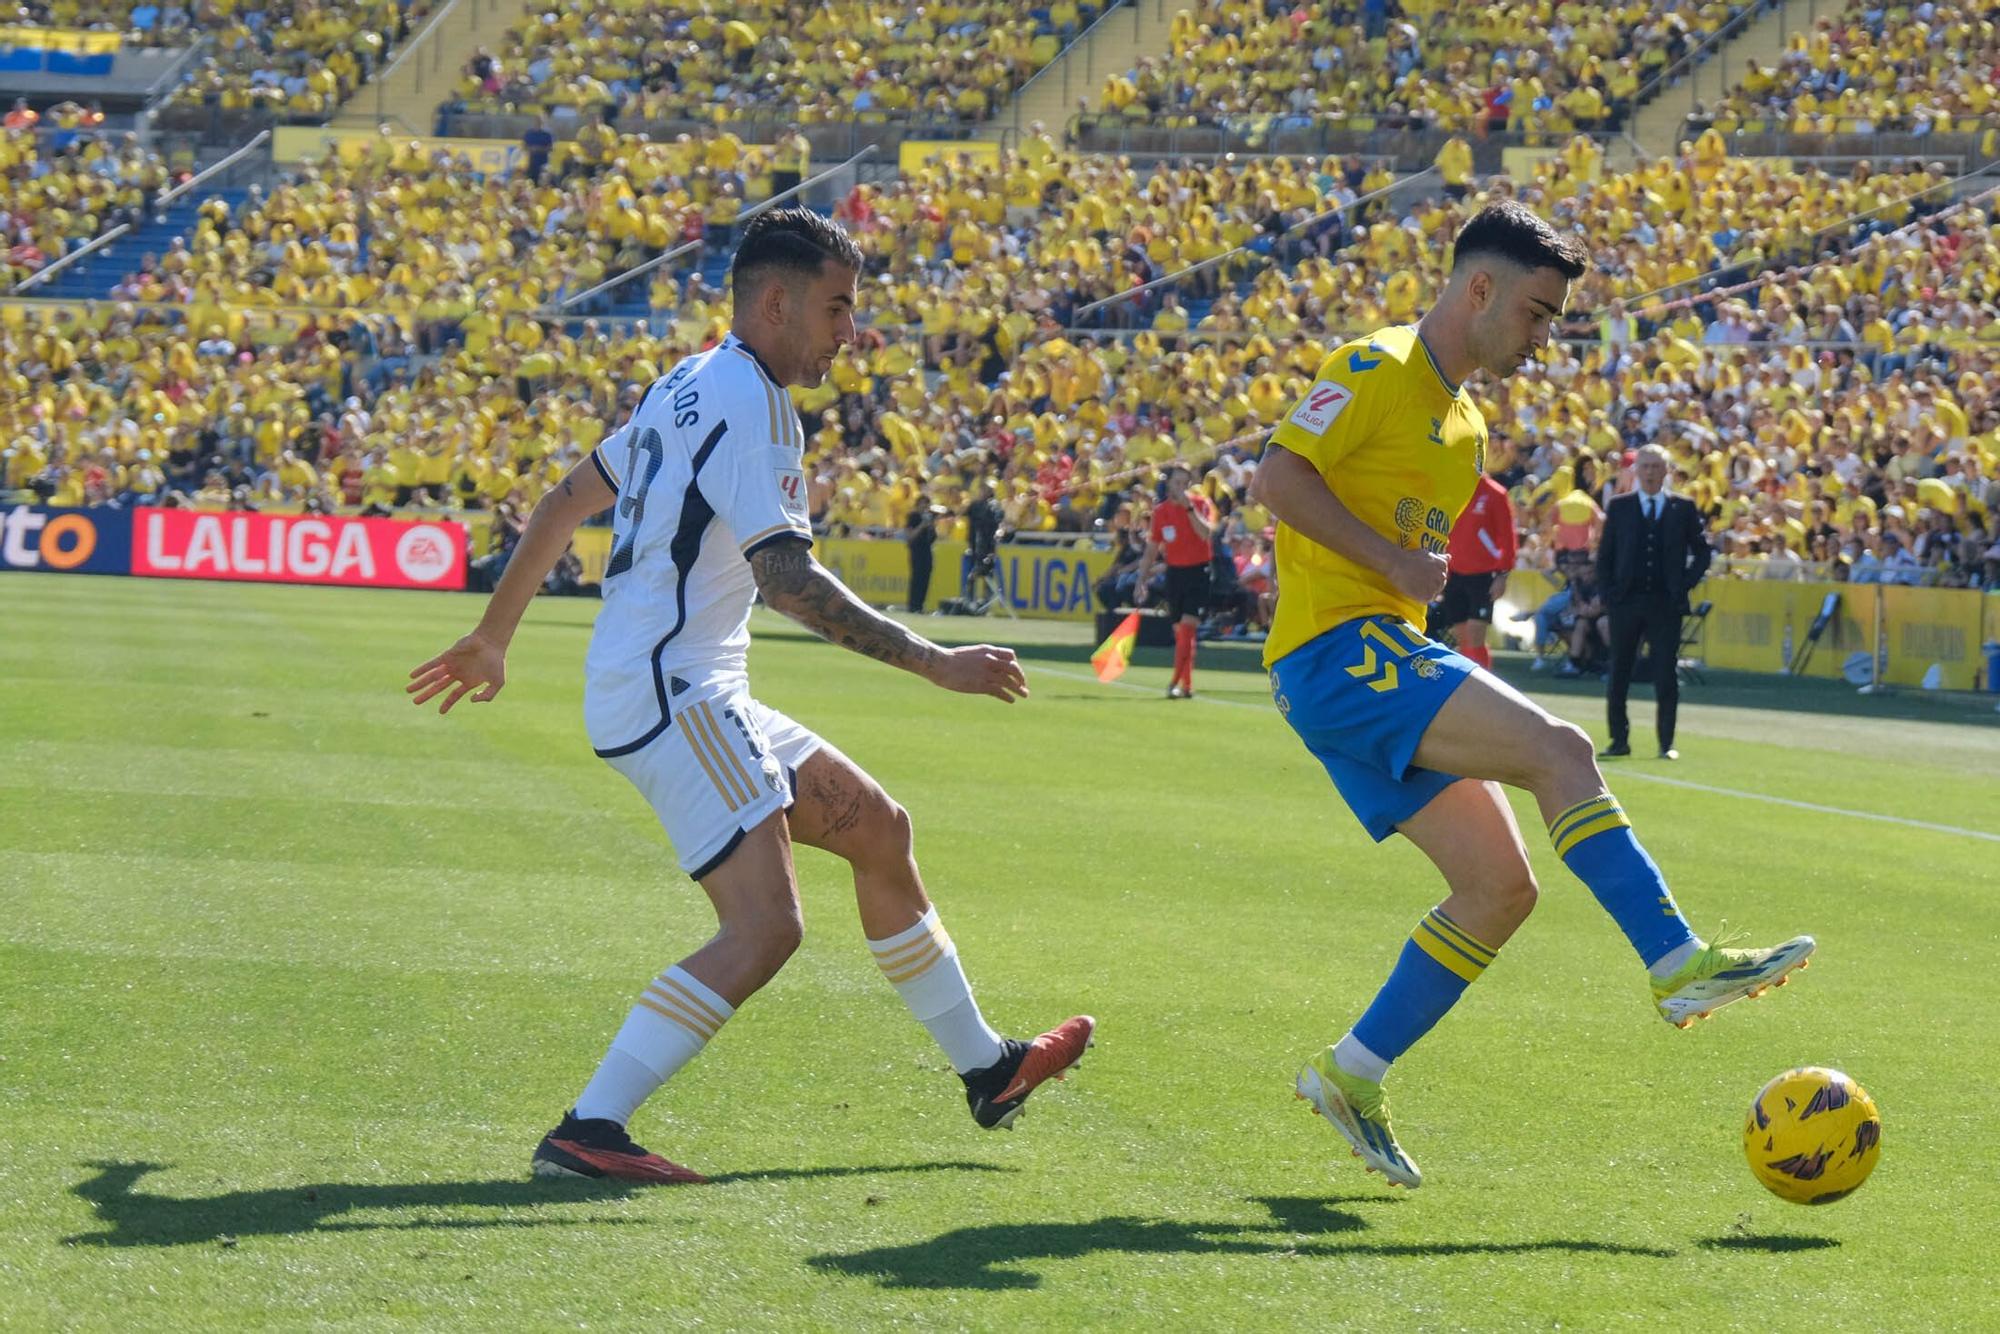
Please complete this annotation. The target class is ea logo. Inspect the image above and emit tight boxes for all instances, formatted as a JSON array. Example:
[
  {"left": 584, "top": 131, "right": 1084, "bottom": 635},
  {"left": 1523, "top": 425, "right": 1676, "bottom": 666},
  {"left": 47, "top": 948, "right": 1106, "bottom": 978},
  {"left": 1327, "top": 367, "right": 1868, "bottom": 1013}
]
[
  {"left": 1, "top": 508, "right": 98, "bottom": 570},
  {"left": 394, "top": 524, "right": 456, "bottom": 584}
]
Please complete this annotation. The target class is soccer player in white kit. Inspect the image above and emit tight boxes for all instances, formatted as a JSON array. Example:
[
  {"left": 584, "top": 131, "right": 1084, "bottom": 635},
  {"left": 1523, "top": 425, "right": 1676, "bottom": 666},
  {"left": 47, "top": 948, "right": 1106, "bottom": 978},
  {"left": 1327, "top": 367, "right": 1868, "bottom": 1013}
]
[{"left": 409, "top": 209, "right": 1093, "bottom": 1184}]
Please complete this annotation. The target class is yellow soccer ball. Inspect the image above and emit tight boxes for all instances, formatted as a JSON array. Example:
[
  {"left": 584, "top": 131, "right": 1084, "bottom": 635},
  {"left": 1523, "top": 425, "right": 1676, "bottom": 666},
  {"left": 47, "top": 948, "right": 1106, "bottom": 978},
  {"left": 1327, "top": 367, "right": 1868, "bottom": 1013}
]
[{"left": 1742, "top": 1067, "right": 1882, "bottom": 1205}]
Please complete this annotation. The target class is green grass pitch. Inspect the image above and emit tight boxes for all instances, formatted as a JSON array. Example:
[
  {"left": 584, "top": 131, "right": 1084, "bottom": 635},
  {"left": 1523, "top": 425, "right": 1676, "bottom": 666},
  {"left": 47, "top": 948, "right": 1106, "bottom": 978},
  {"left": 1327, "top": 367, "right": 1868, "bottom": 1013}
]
[{"left": 4, "top": 571, "right": 1998, "bottom": 1328}]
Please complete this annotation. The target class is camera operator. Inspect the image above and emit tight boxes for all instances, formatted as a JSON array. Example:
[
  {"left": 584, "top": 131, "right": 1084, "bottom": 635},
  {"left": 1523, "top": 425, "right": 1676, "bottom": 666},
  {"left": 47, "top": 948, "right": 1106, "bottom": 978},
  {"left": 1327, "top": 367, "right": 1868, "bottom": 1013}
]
[
  {"left": 963, "top": 482, "right": 1006, "bottom": 607},
  {"left": 906, "top": 499, "right": 943, "bottom": 612}
]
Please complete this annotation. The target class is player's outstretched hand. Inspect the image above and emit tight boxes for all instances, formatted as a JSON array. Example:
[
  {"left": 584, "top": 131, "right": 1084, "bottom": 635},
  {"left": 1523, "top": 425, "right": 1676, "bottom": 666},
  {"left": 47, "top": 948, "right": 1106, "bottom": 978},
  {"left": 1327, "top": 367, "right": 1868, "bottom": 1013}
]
[
  {"left": 1390, "top": 549, "right": 1450, "bottom": 606},
  {"left": 928, "top": 643, "right": 1029, "bottom": 703},
  {"left": 407, "top": 631, "right": 506, "bottom": 715}
]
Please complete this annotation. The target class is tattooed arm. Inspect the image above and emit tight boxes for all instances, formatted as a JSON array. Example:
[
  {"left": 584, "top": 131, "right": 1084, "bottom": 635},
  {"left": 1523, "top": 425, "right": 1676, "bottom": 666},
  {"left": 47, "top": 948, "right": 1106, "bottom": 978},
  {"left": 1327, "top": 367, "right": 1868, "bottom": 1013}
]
[
  {"left": 751, "top": 537, "right": 1029, "bottom": 702},
  {"left": 408, "top": 456, "right": 614, "bottom": 713},
  {"left": 750, "top": 538, "right": 940, "bottom": 672}
]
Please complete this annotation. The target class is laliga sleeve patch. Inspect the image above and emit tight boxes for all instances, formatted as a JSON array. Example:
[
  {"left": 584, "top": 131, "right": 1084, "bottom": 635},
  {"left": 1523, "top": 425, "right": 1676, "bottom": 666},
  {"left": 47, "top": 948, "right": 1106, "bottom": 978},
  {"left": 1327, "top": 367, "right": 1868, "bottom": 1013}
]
[
  {"left": 1288, "top": 379, "right": 1354, "bottom": 434},
  {"left": 774, "top": 466, "right": 807, "bottom": 518}
]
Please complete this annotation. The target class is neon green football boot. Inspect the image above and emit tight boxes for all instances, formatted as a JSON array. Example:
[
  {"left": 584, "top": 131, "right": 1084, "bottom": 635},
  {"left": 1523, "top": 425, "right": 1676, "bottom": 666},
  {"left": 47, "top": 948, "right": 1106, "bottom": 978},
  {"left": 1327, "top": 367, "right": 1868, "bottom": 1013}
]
[
  {"left": 1294, "top": 1049, "right": 1421, "bottom": 1188},
  {"left": 1652, "top": 932, "right": 1816, "bottom": 1028}
]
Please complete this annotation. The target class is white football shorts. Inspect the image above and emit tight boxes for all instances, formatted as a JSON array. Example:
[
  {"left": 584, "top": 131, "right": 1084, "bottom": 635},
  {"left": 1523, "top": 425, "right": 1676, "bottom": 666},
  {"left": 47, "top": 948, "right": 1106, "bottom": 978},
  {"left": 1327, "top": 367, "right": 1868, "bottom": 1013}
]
[{"left": 601, "top": 676, "right": 824, "bottom": 878}]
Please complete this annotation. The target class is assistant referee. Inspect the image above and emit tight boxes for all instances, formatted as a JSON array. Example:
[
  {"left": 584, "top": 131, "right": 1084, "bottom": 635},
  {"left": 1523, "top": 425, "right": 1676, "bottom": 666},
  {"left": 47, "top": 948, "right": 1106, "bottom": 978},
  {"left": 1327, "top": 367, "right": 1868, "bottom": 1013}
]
[{"left": 1136, "top": 464, "right": 1217, "bottom": 698}]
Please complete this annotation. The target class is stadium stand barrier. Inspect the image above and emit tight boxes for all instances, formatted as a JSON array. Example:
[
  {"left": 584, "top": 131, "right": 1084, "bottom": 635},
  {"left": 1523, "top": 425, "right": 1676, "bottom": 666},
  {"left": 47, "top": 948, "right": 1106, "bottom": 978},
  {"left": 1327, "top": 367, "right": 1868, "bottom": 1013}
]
[
  {"left": 1070, "top": 117, "right": 1635, "bottom": 173},
  {"left": 1686, "top": 123, "right": 2000, "bottom": 168},
  {"left": 1501, "top": 568, "right": 1992, "bottom": 690},
  {"left": 434, "top": 109, "right": 981, "bottom": 168}
]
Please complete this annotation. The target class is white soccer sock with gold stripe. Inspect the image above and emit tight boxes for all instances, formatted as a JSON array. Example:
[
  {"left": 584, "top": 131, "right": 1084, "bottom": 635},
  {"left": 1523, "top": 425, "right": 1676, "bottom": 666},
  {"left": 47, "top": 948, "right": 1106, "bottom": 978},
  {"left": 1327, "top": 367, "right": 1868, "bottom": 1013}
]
[
  {"left": 573, "top": 965, "right": 734, "bottom": 1126},
  {"left": 868, "top": 907, "right": 1004, "bottom": 1074}
]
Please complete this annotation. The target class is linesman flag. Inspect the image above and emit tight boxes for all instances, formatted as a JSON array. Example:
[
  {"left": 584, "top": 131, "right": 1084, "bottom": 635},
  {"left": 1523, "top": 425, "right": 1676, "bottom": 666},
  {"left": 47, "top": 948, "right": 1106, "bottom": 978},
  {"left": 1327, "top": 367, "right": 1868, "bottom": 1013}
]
[{"left": 1091, "top": 611, "right": 1141, "bottom": 682}]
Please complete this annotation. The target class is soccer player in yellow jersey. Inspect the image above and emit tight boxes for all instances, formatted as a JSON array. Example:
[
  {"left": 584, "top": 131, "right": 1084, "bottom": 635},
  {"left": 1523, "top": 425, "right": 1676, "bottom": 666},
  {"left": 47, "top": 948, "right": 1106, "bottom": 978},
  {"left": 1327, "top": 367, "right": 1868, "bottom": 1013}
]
[{"left": 1250, "top": 202, "right": 1815, "bottom": 1188}]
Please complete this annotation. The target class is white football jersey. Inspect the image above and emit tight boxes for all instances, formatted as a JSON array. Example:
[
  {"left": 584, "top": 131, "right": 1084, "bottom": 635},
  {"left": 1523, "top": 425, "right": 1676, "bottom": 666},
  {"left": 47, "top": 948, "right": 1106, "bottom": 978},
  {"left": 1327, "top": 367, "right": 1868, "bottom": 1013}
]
[{"left": 583, "top": 332, "right": 812, "bottom": 757}]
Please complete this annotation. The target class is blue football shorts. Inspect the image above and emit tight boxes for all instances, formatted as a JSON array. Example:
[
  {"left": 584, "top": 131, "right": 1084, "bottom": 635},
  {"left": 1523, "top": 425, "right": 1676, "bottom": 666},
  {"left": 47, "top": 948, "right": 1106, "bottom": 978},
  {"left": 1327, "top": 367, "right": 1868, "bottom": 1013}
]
[{"left": 1267, "top": 614, "right": 1478, "bottom": 841}]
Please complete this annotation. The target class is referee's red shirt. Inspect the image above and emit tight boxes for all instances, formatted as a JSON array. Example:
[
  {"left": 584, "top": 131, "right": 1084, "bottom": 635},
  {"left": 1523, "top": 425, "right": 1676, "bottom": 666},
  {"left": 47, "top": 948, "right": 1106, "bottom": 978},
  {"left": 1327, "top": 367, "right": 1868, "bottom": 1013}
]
[
  {"left": 1447, "top": 475, "right": 1516, "bottom": 575},
  {"left": 1150, "top": 495, "right": 1214, "bottom": 567}
]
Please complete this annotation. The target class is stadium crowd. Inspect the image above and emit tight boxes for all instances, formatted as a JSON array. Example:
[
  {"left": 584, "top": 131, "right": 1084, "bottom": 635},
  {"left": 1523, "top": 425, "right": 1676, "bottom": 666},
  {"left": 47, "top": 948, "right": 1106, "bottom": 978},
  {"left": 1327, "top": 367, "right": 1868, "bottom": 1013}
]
[
  {"left": 165, "top": 0, "right": 437, "bottom": 121},
  {"left": 16, "top": 0, "right": 441, "bottom": 121},
  {"left": 1698, "top": 0, "right": 2000, "bottom": 135},
  {"left": 2, "top": 120, "right": 173, "bottom": 290},
  {"left": 137, "top": 127, "right": 793, "bottom": 315},
  {"left": 1097, "top": 0, "right": 1746, "bottom": 132},
  {"left": 7, "top": 119, "right": 2000, "bottom": 607},
  {"left": 448, "top": 0, "right": 1109, "bottom": 126},
  {"left": 8, "top": 2, "right": 210, "bottom": 44}
]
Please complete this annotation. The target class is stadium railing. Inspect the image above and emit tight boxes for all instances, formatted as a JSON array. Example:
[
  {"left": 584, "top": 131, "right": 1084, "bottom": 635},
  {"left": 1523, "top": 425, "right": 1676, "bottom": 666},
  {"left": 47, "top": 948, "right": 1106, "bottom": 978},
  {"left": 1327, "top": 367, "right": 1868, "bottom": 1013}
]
[
  {"left": 1684, "top": 121, "right": 2000, "bottom": 169},
  {"left": 554, "top": 144, "right": 880, "bottom": 313},
  {"left": 1069, "top": 116, "right": 1633, "bottom": 172},
  {"left": 1621, "top": 0, "right": 1782, "bottom": 131},
  {"left": 12, "top": 127, "right": 269, "bottom": 295},
  {"left": 10, "top": 221, "right": 131, "bottom": 294},
  {"left": 1067, "top": 164, "right": 1434, "bottom": 327},
  {"left": 1718, "top": 151, "right": 1971, "bottom": 176},
  {"left": 1580, "top": 163, "right": 1989, "bottom": 323},
  {"left": 432, "top": 109, "right": 977, "bottom": 165},
  {"left": 997, "top": 0, "right": 1148, "bottom": 135},
  {"left": 361, "top": 0, "right": 510, "bottom": 124}
]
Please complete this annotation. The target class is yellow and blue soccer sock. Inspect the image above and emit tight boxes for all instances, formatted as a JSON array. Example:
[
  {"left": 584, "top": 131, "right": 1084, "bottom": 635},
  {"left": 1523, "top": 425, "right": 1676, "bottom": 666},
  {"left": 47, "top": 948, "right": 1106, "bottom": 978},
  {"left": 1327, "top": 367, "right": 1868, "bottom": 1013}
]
[
  {"left": 573, "top": 964, "right": 734, "bottom": 1126},
  {"left": 869, "top": 906, "right": 1005, "bottom": 1074},
  {"left": 1339, "top": 907, "right": 1499, "bottom": 1079},
  {"left": 1548, "top": 793, "right": 1699, "bottom": 973}
]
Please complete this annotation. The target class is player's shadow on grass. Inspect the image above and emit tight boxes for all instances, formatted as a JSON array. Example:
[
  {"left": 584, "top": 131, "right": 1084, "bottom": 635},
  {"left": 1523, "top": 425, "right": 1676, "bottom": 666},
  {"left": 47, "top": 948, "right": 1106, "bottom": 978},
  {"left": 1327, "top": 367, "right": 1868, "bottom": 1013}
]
[
  {"left": 1697, "top": 1233, "right": 1840, "bottom": 1253},
  {"left": 810, "top": 1194, "right": 1677, "bottom": 1290},
  {"left": 66, "top": 1159, "right": 1011, "bottom": 1248}
]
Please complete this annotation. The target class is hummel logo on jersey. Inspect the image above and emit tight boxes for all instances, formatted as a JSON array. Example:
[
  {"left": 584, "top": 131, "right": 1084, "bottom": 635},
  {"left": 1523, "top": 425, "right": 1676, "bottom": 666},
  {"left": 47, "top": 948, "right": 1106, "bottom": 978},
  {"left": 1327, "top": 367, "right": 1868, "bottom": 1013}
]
[
  {"left": 1427, "top": 417, "right": 1444, "bottom": 446},
  {"left": 1289, "top": 380, "right": 1354, "bottom": 434}
]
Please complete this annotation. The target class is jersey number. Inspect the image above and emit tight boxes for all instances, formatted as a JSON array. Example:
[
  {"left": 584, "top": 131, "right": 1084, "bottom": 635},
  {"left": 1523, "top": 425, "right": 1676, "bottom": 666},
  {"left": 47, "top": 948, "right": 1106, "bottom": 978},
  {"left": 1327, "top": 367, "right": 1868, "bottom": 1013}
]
[
  {"left": 1344, "top": 619, "right": 1428, "bottom": 694},
  {"left": 604, "top": 428, "right": 667, "bottom": 580}
]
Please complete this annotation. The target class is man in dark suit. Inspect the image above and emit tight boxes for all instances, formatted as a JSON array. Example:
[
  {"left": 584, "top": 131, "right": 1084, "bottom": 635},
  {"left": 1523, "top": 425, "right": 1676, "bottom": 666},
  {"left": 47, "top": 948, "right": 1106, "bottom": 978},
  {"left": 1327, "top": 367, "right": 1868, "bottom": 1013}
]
[{"left": 1595, "top": 445, "right": 1711, "bottom": 759}]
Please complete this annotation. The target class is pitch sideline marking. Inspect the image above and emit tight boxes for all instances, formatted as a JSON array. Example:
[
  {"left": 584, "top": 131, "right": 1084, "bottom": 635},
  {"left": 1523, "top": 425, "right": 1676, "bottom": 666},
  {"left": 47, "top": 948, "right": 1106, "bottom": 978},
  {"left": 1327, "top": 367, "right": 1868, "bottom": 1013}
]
[{"left": 1027, "top": 663, "right": 2000, "bottom": 845}]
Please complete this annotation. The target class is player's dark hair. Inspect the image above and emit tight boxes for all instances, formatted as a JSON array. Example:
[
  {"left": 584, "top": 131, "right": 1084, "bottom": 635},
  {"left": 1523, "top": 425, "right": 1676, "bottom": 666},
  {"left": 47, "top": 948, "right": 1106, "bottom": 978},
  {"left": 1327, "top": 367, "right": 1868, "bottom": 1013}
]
[
  {"left": 1450, "top": 200, "right": 1587, "bottom": 280},
  {"left": 730, "top": 206, "right": 864, "bottom": 303}
]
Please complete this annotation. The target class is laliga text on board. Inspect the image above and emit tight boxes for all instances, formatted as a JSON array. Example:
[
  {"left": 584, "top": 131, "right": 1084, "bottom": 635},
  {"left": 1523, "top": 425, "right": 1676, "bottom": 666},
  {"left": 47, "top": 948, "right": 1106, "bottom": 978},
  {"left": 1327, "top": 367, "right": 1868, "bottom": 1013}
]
[{"left": 1, "top": 505, "right": 466, "bottom": 591}]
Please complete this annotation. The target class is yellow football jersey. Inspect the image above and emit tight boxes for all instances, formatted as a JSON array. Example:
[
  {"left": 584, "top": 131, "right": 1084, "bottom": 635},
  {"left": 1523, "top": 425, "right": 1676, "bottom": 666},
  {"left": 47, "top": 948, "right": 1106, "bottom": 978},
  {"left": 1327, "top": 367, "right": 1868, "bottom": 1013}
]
[{"left": 1263, "top": 326, "right": 1489, "bottom": 666}]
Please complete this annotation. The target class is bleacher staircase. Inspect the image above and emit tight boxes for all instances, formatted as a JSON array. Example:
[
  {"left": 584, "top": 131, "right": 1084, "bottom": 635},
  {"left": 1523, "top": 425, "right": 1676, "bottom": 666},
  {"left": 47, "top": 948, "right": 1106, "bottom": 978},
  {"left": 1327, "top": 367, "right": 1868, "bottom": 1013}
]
[
  {"left": 1628, "top": 0, "right": 1818, "bottom": 156},
  {"left": 985, "top": 0, "right": 1177, "bottom": 141},
  {"left": 329, "top": 0, "right": 529, "bottom": 134}
]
